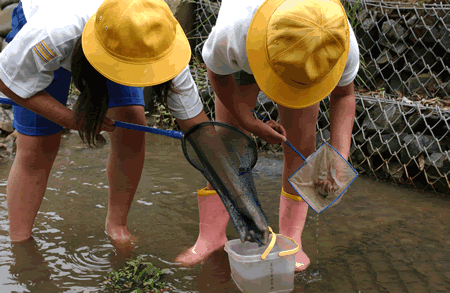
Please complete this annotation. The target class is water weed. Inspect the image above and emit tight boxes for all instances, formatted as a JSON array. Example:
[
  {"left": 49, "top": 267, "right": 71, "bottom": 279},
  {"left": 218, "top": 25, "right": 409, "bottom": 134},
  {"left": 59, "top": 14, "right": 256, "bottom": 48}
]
[{"left": 104, "top": 255, "right": 169, "bottom": 292}]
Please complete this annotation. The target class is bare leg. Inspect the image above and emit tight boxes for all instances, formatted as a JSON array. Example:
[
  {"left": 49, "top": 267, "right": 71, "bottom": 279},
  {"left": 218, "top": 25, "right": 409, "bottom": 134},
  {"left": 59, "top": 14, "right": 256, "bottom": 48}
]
[
  {"left": 278, "top": 104, "right": 319, "bottom": 194},
  {"left": 7, "top": 132, "right": 62, "bottom": 242},
  {"left": 278, "top": 103, "right": 320, "bottom": 272},
  {"left": 104, "top": 105, "right": 146, "bottom": 243}
]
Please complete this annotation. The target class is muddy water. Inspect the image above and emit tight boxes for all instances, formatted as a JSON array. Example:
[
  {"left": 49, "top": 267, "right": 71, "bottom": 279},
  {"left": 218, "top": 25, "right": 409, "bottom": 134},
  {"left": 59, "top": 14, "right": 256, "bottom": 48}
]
[{"left": 0, "top": 132, "right": 449, "bottom": 292}]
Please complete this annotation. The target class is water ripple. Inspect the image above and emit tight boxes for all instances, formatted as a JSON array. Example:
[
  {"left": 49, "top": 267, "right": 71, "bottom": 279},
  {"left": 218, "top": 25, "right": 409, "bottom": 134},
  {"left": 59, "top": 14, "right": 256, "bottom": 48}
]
[{"left": 56, "top": 244, "right": 113, "bottom": 282}]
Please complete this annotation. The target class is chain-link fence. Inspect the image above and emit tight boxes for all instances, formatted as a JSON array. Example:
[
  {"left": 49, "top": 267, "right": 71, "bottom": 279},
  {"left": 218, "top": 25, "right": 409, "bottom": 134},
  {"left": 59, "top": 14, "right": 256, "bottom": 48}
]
[
  {"left": 347, "top": 0, "right": 450, "bottom": 100},
  {"left": 188, "top": 0, "right": 450, "bottom": 196}
]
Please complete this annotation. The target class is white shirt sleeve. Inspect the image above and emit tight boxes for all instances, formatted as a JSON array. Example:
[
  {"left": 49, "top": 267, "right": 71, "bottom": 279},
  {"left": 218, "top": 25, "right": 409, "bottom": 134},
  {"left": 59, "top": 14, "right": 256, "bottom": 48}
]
[
  {"left": 0, "top": 24, "right": 62, "bottom": 98},
  {"left": 167, "top": 65, "right": 203, "bottom": 120},
  {"left": 337, "top": 24, "right": 360, "bottom": 87}
]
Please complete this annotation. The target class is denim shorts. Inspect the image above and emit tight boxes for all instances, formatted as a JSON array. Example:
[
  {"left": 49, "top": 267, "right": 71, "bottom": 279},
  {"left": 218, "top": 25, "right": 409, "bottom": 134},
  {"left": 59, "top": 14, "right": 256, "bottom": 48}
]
[{"left": 5, "top": 2, "right": 145, "bottom": 136}]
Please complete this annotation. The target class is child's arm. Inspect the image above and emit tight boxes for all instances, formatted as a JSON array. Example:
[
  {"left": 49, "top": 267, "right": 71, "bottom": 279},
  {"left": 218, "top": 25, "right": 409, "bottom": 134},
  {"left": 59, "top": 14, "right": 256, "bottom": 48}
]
[
  {"left": 328, "top": 81, "right": 356, "bottom": 160},
  {"left": 207, "top": 68, "right": 286, "bottom": 144},
  {"left": 0, "top": 78, "right": 115, "bottom": 132}
]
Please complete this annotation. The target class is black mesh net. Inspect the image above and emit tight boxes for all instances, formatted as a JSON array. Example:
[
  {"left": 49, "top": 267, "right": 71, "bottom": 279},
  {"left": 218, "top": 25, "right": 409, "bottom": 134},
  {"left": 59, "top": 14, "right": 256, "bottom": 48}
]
[{"left": 182, "top": 122, "right": 269, "bottom": 245}]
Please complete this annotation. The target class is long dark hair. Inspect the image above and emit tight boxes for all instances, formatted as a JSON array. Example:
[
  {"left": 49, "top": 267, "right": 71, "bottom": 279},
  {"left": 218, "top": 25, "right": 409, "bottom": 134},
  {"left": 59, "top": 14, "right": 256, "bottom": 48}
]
[
  {"left": 71, "top": 38, "right": 109, "bottom": 147},
  {"left": 70, "top": 38, "right": 175, "bottom": 147}
]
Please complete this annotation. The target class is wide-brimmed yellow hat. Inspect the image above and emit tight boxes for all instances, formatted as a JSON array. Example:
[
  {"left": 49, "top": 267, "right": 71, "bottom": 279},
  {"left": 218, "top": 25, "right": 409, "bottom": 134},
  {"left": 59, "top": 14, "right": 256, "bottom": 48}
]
[
  {"left": 82, "top": 0, "right": 191, "bottom": 87},
  {"left": 247, "top": 0, "right": 350, "bottom": 109}
]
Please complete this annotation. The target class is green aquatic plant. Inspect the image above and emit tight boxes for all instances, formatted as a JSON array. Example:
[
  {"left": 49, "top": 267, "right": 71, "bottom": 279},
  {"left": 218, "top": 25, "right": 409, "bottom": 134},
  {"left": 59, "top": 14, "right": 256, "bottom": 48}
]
[{"left": 103, "top": 255, "right": 169, "bottom": 292}]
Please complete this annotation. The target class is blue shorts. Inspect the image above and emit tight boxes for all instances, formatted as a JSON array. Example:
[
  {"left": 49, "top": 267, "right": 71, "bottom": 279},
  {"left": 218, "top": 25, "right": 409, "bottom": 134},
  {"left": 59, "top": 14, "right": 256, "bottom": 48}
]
[{"left": 5, "top": 2, "right": 145, "bottom": 136}]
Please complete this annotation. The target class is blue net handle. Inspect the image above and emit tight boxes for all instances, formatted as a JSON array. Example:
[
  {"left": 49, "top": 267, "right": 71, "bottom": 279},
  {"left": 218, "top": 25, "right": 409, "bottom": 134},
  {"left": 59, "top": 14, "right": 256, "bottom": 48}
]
[
  {"left": 114, "top": 121, "right": 183, "bottom": 140},
  {"left": 0, "top": 97, "right": 184, "bottom": 140},
  {"left": 252, "top": 110, "right": 306, "bottom": 161}
]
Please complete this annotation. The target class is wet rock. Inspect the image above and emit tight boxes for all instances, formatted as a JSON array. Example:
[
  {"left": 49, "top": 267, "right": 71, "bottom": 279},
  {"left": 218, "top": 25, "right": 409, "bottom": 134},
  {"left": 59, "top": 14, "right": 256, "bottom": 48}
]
[
  {"left": 0, "top": 3, "right": 17, "bottom": 37},
  {"left": 358, "top": 10, "right": 370, "bottom": 23},
  {"left": 405, "top": 46, "right": 435, "bottom": 71},
  {"left": 376, "top": 50, "right": 392, "bottom": 65},
  {"left": 347, "top": 1, "right": 450, "bottom": 99},
  {"left": 423, "top": 14, "right": 439, "bottom": 27},
  {"left": 392, "top": 41, "right": 407, "bottom": 55},
  {"left": 382, "top": 19, "right": 408, "bottom": 39},
  {"left": 349, "top": 146, "right": 371, "bottom": 174},
  {"left": 439, "top": 25, "right": 450, "bottom": 47},
  {"left": 382, "top": 161, "right": 405, "bottom": 180},
  {"left": 361, "top": 103, "right": 405, "bottom": 134},
  {"left": 406, "top": 15, "right": 418, "bottom": 27},
  {"left": 437, "top": 77, "right": 450, "bottom": 98},
  {"left": 406, "top": 73, "right": 436, "bottom": 96},
  {"left": 389, "top": 73, "right": 404, "bottom": 93},
  {"left": 0, "top": 106, "right": 13, "bottom": 133},
  {"left": 410, "top": 25, "right": 440, "bottom": 43},
  {"left": 425, "top": 152, "right": 448, "bottom": 168},
  {"left": 400, "top": 134, "right": 441, "bottom": 165},
  {"left": 361, "top": 18, "right": 376, "bottom": 31},
  {"left": 355, "top": 98, "right": 368, "bottom": 116},
  {"left": 424, "top": 151, "right": 450, "bottom": 185},
  {"left": 378, "top": 35, "right": 390, "bottom": 48},
  {"left": 367, "top": 133, "right": 407, "bottom": 156}
]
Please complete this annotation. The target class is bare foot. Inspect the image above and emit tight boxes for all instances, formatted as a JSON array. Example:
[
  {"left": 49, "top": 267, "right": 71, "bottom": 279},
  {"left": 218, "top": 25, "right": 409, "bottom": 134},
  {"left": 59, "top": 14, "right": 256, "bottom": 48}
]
[
  {"left": 10, "top": 232, "right": 33, "bottom": 243},
  {"left": 112, "top": 235, "right": 138, "bottom": 256},
  {"left": 105, "top": 224, "right": 137, "bottom": 255},
  {"left": 105, "top": 224, "right": 131, "bottom": 243}
]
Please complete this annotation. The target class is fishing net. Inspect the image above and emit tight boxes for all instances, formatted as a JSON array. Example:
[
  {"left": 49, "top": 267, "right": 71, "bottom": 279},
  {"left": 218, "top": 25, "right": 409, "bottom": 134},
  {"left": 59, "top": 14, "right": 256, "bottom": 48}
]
[
  {"left": 288, "top": 142, "right": 358, "bottom": 214},
  {"left": 182, "top": 122, "right": 270, "bottom": 245}
]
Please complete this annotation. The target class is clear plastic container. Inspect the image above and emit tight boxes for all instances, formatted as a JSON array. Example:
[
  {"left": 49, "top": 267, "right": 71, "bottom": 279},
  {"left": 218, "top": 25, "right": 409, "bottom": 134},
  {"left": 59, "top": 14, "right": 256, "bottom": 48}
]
[{"left": 224, "top": 233, "right": 298, "bottom": 293}]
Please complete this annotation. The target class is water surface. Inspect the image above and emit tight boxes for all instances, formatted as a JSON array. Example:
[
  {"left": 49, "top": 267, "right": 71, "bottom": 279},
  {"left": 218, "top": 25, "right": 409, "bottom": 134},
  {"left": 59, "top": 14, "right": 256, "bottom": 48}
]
[{"left": 0, "top": 132, "right": 448, "bottom": 292}]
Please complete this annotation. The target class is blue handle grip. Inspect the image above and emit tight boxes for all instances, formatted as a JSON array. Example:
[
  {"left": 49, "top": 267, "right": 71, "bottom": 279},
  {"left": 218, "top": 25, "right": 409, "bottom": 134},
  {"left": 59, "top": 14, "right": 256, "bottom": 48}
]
[
  {"left": 0, "top": 97, "right": 183, "bottom": 139},
  {"left": 252, "top": 110, "right": 307, "bottom": 161}
]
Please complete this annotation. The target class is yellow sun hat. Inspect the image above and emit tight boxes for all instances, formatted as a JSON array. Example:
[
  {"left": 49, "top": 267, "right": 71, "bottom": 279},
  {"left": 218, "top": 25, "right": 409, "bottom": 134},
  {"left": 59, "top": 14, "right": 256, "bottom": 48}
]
[
  {"left": 82, "top": 0, "right": 191, "bottom": 87},
  {"left": 247, "top": 0, "right": 350, "bottom": 109}
]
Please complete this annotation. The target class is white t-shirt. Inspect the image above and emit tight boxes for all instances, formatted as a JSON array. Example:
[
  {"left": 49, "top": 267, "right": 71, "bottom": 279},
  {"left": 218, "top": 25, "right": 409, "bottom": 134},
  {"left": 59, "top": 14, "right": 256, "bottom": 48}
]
[
  {"left": 0, "top": 0, "right": 202, "bottom": 120},
  {"left": 202, "top": 0, "right": 360, "bottom": 88}
]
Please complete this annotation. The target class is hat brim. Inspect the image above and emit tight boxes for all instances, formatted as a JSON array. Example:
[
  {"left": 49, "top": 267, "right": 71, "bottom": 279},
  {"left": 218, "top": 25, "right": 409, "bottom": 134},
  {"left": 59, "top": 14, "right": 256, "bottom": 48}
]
[
  {"left": 246, "top": 0, "right": 350, "bottom": 109},
  {"left": 82, "top": 13, "right": 191, "bottom": 87}
]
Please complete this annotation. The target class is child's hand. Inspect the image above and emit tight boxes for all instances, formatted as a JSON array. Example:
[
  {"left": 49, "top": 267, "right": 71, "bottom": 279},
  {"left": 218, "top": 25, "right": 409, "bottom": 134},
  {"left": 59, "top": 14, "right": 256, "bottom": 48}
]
[
  {"left": 100, "top": 117, "right": 116, "bottom": 132},
  {"left": 247, "top": 119, "right": 286, "bottom": 144}
]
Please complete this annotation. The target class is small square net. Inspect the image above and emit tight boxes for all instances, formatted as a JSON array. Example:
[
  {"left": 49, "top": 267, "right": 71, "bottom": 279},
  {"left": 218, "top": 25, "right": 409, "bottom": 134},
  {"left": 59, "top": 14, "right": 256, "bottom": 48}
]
[{"left": 289, "top": 142, "right": 358, "bottom": 214}]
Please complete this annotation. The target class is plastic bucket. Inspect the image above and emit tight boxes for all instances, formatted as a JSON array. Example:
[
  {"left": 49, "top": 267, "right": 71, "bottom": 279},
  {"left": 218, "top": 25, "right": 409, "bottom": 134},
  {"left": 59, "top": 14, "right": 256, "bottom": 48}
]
[{"left": 224, "top": 227, "right": 299, "bottom": 293}]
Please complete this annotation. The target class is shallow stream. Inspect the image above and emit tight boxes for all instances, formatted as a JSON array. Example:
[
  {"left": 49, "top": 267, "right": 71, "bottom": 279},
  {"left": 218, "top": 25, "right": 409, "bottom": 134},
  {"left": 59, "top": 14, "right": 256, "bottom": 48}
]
[{"left": 0, "top": 132, "right": 448, "bottom": 292}]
